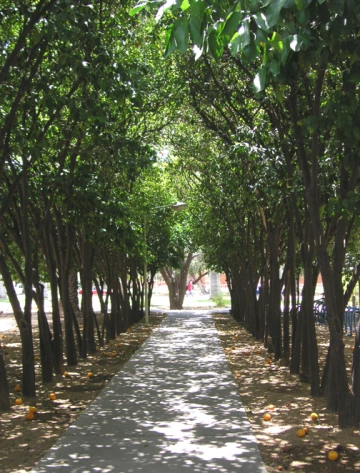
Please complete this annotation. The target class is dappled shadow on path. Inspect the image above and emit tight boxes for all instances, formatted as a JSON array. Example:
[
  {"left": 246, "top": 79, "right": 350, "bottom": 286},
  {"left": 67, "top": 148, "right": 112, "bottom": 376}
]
[{"left": 32, "top": 311, "right": 265, "bottom": 473}]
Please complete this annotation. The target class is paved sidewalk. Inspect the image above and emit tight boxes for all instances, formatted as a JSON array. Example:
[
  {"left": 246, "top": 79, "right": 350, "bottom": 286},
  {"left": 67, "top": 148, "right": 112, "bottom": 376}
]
[{"left": 31, "top": 310, "right": 266, "bottom": 473}]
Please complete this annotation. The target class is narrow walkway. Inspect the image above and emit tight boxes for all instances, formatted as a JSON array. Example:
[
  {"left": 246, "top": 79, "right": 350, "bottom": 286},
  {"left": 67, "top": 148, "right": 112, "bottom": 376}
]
[{"left": 32, "top": 311, "right": 266, "bottom": 473}]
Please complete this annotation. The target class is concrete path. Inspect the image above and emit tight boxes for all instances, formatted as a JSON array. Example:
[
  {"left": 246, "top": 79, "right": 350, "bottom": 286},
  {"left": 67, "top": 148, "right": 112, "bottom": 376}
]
[{"left": 31, "top": 310, "right": 266, "bottom": 473}]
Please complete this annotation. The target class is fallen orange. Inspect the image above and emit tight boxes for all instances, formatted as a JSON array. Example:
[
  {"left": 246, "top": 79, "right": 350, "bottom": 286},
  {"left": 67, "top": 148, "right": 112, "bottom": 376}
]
[
  {"left": 296, "top": 428, "right": 306, "bottom": 438},
  {"left": 327, "top": 450, "right": 339, "bottom": 461},
  {"left": 25, "top": 412, "right": 34, "bottom": 421}
]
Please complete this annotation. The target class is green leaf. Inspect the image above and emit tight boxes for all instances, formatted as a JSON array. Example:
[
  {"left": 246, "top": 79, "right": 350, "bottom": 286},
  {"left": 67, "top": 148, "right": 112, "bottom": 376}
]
[
  {"left": 156, "top": 0, "right": 177, "bottom": 22},
  {"left": 328, "top": 0, "right": 345, "bottom": 14},
  {"left": 242, "top": 37, "right": 258, "bottom": 61},
  {"left": 173, "top": 18, "right": 189, "bottom": 54},
  {"left": 254, "top": 67, "right": 267, "bottom": 92},
  {"left": 289, "top": 34, "right": 303, "bottom": 52},
  {"left": 208, "top": 30, "right": 224, "bottom": 60},
  {"left": 180, "top": 0, "right": 190, "bottom": 10},
  {"left": 129, "top": 2, "right": 148, "bottom": 16},
  {"left": 228, "top": 20, "right": 250, "bottom": 55},
  {"left": 350, "top": 73, "right": 360, "bottom": 84},
  {"left": 189, "top": 2, "right": 205, "bottom": 47},
  {"left": 269, "top": 57, "right": 281, "bottom": 76},
  {"left": 164, "top": 25, "right": 177, "bottom": 57},
  {"left": 222, "top": 12, "right": 242, "bottom": 38},
  {"left": 280, "top": 37, "right": 291, "bottom": 64},
  {"left": 353, "top": 127, "right": 360, "bottom": 141},
  {"left": 268, "top": 31, "right": 283, "bottom": 51},
  {"left": 265, "top": 0, "right": 287, "bottom": 29},
  {"left": 238, "top": 21, "right": 250, "bottom": 49}
]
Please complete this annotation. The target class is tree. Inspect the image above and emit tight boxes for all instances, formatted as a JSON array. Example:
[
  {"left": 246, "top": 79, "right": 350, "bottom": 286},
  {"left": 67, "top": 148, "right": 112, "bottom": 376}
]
[{"left": 133, "top": 0, "right": 360, "bottom": 427}]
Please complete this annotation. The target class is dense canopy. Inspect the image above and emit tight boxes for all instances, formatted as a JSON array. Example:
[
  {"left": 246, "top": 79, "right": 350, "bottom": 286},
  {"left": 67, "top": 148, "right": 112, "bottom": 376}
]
[{"left": 0, "top": 0, "right": 360, "bottom": 429}]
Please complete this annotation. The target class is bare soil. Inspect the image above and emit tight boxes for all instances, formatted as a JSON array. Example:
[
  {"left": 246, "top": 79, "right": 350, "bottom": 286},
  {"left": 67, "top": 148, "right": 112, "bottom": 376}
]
[
  {"left": 0, "top": 310, "right": 359, "bottom": 472},
  {"left": 213, "top": 312, "right": 360, "bottom": 472}
]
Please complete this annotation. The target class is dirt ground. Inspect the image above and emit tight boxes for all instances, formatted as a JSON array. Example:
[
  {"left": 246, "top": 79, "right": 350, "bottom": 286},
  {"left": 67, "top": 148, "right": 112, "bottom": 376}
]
[
  {"left": 213, "top": 312, "right": 360, "bottom": 472},
  {"left": 0, "top": 310, "right": 359, "bottom": 472}
]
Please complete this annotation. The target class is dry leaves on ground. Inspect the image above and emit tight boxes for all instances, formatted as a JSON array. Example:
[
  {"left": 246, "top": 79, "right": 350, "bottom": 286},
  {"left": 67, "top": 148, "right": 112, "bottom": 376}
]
[
  {"left": 0, "top": 313, "right": 166, "bottom": 473},
  {"left": 1, "top": 310, "right": 359, "bottom": 473},
  {"left": 213, "top": 312, "right": 360, "bottom": 473}
]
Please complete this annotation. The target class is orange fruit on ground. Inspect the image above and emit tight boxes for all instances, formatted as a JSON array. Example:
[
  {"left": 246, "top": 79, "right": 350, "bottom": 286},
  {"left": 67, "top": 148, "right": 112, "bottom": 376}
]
[
  {"left": 310, "top": 412, "right": 319, "bottom": 421},
  {"left": 25, "top": 411, "right": 34, "bottom": 421},
  {"left": 278, "top": 467, "right": 283, "bottom": 471},
  {"left": 29, "top": 406, "right": 38, "bottom": 414},
  {"left": 303, "top": 427, "right": 309, "bottom": 435},
  {"left": 15, "top": 398, "right": 23, "bottom": 405},
  {"left": 87, "top": 372, "right": 94, "bottom": 378},
  {"left": 267, "top": 404, "right": 275, "bottom": 410},
  {"left": 328, "top": 450, "right": 339, "bottom": 461},
  {"left": 14, "top": 385, "right": 21, "bottom": 392},
  {"left": 296, "top": 428, "right": 306, "bottom": 438},
  {"left": 263, "top": 413, "right": 272, "bottom": 421},
  {"left": 49, "top": 393, "right": 56, "bottom": 400},
  {"left": 63, "top": 371, "right": 70, "bottom": 377}
]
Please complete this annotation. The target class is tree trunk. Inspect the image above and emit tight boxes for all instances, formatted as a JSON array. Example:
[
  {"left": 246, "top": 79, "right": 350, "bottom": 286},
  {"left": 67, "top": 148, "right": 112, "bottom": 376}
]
[
  {"left": 81, "top": 238, "right": 96, "bottom": 357},
  {"left": 0, "top": 253, "right": 36, "bottom": 397},
  {"left": 161, "top": 253, "right": 193, "bottom": 310},
  {"left": 37, "top": 308, "right": 53, "bottom": 382},
  {"left": 69, "top": 271, "right": 81, "bottom": 318},
  {"left": 0, "top": 345, "right": 10, "bottom": 411},
  {"left": 352, "top": 318, "right": 360, "bottom": 427}
]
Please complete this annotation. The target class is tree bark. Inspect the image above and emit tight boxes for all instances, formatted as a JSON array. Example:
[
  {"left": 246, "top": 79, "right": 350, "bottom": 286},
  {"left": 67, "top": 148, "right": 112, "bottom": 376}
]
[{"left": 160, "top": 253, "right": 193, "bottom": 310}]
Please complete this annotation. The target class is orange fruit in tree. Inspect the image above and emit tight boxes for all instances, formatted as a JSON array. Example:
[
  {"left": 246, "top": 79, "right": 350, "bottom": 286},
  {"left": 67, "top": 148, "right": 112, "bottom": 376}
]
[
  {"left": 49, "top": 393, "right": 56, "bottom": 400},
  {"left": 310, "top": 412, "right": 318, "bottom": 421},
  {"left": 29, "top": 406, "right": 38, "bottom": 414},
  {"left": 263, "top": 413, "right": 272, "bottom": 421},
  {"left": 327, "top": 450, "right": 339, "bottom": 461},
  {"left": 25, "top": 411, "right": 34, "bottom": 421},
  {"left": 296, "top": 428, "right": 306, "bottom": 438},
  {"left": 14, "top": 385, "right": 21, "bottom": 392},
  {"left": 15, "top": 398, "right": 23, "bottom": 405}
]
